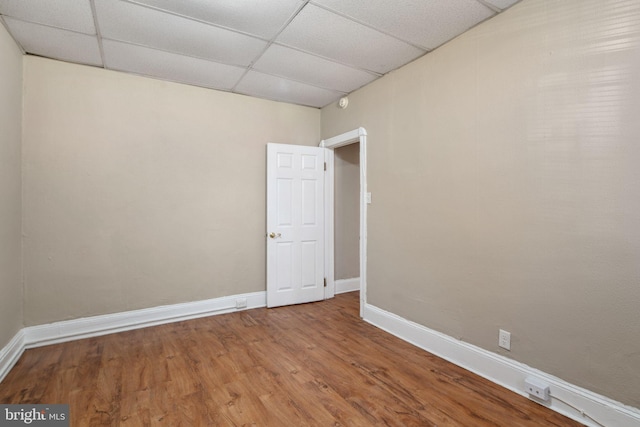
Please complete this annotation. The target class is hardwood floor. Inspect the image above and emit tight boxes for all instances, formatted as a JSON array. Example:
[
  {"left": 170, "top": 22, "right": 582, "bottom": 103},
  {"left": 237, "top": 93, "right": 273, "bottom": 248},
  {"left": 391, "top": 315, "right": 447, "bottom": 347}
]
[{"left": 0, "top": 292, "right": 583, "bottom": 426}]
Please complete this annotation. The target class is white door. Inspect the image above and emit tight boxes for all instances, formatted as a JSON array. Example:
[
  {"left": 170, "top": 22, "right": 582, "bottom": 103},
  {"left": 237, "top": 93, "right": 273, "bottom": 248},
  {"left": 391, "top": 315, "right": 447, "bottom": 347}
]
[{"left": 267, "top": 143, "right": 325, "bottom": 308}]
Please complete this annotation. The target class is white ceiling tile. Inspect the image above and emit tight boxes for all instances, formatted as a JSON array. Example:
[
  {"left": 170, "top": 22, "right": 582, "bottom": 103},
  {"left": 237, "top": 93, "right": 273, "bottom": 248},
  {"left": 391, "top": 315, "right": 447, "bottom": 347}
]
[
  {"left": 0, "top": 0, "right": 516, "bottom": 107},
  {"left": 95, "top": 0, "right": 268, "bottom": 66},
  {"left": 103, "top": 40, "right": 245, "bottom": 91},
  {"left": 0, "top": 0, "right": 95, "bottom": 34},
  {"left": 235, "top": 71, "right": 343, "bottom": 108},
  {"left": 277, "top": 5, "right": 425, "bottom": 74},
  {"left": 3, "top": 17, "right": 102, "bottom": 66},
  {"left": 129, "top": 0, "right": 303, "bottom": 39},
  {"left": 312, "top": 0, "right": 495, "bottom": 50},
  {"left": 253, "top": 44, "right": 378, "bottom": 93},
  {"left": 483, "top": 0, "right": 520, "bottom": 10}
]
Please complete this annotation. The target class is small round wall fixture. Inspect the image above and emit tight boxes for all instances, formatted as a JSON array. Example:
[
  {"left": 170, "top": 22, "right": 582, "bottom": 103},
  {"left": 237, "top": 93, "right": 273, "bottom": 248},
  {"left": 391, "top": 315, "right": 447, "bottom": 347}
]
[{"left": 338, "top": 97, "right": 349, "bottom": 109}]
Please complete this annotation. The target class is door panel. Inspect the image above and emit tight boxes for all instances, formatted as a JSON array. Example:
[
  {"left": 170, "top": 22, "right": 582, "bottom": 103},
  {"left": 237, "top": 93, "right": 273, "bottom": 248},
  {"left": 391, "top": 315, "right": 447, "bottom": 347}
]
[
  {"left": 301, "top": 241, "right": 317, "bottom": 288},
  {"left": 302, "top": 179, "right": 318, "bottom": 225},
  {"left": 277, "top": 178, "right": 293, "bottom": 226},
  {"left": 267, "top": 143, "right": 325, "bottom": 308}
]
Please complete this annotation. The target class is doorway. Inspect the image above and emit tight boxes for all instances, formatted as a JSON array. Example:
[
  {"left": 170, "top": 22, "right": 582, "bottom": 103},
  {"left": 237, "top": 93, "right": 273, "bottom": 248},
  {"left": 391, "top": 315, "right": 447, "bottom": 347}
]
[
  {"left": 334, "top": 142, "right": 360, "bottom": 294},
  {"left": 321, "top": 128, "right": 368, "bottom": 317}
]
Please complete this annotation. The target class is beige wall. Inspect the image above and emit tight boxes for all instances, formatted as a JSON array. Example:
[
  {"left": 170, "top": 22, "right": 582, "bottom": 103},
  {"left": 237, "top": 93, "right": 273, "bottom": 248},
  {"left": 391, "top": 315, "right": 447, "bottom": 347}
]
[
  {"left": 22, "top": 57, "right": 320, "bottom": 326},
  {"left": 322, "top": 0, "right": 640, "bottom": 408},
  {"left": 0, "top": 24, "right": 23, "bottom": 348},
  {"left": 334, "top": 143, "right": 359, "bottom": 280}
]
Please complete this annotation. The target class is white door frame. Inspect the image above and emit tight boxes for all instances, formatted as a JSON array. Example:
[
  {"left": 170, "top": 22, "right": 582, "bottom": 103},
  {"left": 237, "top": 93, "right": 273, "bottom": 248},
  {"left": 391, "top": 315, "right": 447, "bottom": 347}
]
[{"left": 320, "top": 127, "right": 368, "bottom": 317}]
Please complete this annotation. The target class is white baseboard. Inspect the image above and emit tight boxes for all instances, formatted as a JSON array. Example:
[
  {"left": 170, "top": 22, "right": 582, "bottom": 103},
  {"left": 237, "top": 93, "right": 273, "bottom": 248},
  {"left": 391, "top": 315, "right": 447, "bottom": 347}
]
[
  {"left": 0, "top": 291, "right": 266, "bottom": 383},
  {"left": 335, "top": 277, "right": 360, "bottom": 294},
  {"left": 363, "top": 303, "right": 640, "bottom": 427},
  {"left": 0, "top": 329, "right": 25, "bottom": 383}
]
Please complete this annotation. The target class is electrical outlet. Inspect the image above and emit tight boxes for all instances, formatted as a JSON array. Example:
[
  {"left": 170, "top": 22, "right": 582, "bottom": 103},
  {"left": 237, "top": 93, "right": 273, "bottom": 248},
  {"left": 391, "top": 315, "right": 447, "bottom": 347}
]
[
  {"left": 236, "top": 298, "right": 247, "bottom": 309},
  {"left": 498, "top": 329, "right": 511, "bottom": 350},
  {"left": 524, "top": 377, "right": 550, "bottom": 401}
]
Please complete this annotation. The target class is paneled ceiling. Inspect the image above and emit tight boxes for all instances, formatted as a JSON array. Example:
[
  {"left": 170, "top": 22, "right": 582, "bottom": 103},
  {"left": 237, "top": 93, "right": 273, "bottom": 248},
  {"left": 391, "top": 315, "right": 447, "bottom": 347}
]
[{"left": 0, "top": 0, "right": 519, "bottom": 108}]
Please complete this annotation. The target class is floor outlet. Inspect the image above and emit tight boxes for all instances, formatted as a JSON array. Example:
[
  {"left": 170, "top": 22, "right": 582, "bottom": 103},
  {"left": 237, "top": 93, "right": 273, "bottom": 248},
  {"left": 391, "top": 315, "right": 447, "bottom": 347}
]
[
  {"left": 498, "top": 329, "right": 511, "bottom": 350},
  {"left": 236, "top": 298, "right": 247, "bottom": 309}
]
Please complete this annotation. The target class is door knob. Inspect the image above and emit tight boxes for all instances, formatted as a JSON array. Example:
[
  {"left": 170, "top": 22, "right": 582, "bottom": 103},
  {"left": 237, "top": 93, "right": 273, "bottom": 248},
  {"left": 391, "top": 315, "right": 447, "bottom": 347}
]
[{"left": 268, "top": 232, "right": 281, "bottom": 239}]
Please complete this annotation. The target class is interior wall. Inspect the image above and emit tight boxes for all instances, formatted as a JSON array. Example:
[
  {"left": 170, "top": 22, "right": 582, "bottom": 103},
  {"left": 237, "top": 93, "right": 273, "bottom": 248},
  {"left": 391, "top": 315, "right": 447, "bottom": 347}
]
[
  {"left": 334, "top": 143, "right": 360, "bottom": 280},
  {"left": 22, "top": 56, "right": 320, "bottom": 326},
  {"left": 321, "top": 0, "right": 640, "bottom": 408},
  {"left": 0, "top": 24, "right": 23, "bottom": 349}
]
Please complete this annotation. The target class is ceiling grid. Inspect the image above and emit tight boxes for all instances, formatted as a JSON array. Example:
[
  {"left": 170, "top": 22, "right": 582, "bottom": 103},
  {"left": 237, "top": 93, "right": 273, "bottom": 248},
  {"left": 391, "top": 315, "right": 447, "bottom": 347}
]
[{"left": 0, "top": 0, "right": 519, "bottom": 108}]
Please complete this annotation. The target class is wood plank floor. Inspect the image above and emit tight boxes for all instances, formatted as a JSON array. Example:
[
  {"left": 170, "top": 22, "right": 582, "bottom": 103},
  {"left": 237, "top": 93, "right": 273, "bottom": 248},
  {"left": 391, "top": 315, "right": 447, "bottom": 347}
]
[{"left": 0, "top": 292, "right": 583, "bottom": 426}]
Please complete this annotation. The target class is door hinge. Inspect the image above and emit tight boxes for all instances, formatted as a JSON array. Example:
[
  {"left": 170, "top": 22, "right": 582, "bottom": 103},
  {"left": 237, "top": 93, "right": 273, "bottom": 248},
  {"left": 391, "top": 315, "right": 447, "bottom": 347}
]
[
  {"left": 324, "top": 162, "right": 327, "bottom": 171},
  {"left": 324, "top": 278, "right": 327, "bottom": 287}
]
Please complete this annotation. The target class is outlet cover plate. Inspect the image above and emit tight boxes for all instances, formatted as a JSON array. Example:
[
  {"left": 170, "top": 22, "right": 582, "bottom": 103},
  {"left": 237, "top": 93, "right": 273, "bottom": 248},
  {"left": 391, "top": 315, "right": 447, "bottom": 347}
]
[{"left": 499, "top": 329, "right": 511, "bottom": 350}]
